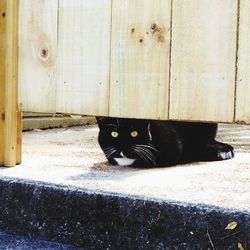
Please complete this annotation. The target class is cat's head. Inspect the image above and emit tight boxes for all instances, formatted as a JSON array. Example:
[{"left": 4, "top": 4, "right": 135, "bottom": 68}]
[{"left": 96, "top": 117, "right": 157, "bottom": 167}]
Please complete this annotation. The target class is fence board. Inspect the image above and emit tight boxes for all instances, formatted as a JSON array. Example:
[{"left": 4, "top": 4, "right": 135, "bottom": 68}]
[
  {"left": 18, "top": 0, "right": 58, "bottom": 113},
  {"left": 235, "top": 1, "right": 250, "bottom": 123},
  {"left": 56, "top": 0, "right": 111, "bottom": 116},
  {"left": 109, "top": 0, "right": 172, "bottom": 119},
  {"left": 169, "top": 0, "right": 237, "bottom": 122}
]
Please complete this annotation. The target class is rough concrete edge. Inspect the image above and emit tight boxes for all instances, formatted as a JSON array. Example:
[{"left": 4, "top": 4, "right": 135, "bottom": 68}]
[
  {"left": 0, "top": 176, "right": 249, "bottom": 249},
  {"left": 23, "top": 116, "right": 96, "bottom": 131},
  {"left": 0, "top": 175, "right": 248, "bottom": 215}
]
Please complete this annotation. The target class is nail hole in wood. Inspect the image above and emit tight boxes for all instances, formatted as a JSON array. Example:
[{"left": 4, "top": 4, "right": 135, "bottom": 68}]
[{"left": 150, "top": 23, "right": 157, "bottom": 34}]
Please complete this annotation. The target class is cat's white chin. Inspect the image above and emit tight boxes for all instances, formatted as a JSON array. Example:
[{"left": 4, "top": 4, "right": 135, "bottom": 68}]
[{"left": 114, "top": 157, "right": 136, "bottom": 167}]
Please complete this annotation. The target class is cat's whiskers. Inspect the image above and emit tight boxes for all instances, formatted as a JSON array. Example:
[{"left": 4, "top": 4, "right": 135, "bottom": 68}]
[
  {"left": 134, "top": 149, "right": 149, "bottom": 164},
  {"left": 134, "top": 149, "right": 156, "bottom": 166},
  {"left": 135, "top": 145, "right": 157, "bottom": 159},
  {"left": 135, "top": 147, "right": 154, "bottom": 160},
  {"left": 134, "top": 145, "right": 156, "bottom": 166},
  {"left": 135, "top": 144, "right": 158, "bottom": 152},
  {"left": 105, "top": 151, "right": 115, "bottom": 159},
  {"left": 103, "top": 146, "right": 119, "bottom": 159},
  {"left": 103, "top": 147, "right": 116, "bottom": 155},
  {"left": 105, "top": 151, "right": 118, "bottom": 159}
]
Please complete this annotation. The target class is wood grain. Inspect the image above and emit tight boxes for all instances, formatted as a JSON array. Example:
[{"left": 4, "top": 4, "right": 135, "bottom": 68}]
[
  {"left": 3, "top": 0, "right": 19, "bottom": 167},
  {"left": 17, "top": 1, "right": 250, "bottom": 124},
  {"left": 169, "top": 0, "right": 238, "bottom": 122},
  {"left": 235, "top": 0, "right": 250, "bottom": 123},
  {"left": 0, "top": 0, "right": 7, "bottom": 165},
  {"left": 16, "top": 111, "right": 22, "bottom": 165},
  {"left": 18, "top": 0, "right": 58, "bottom": 113},
  {"left": 109, "top": 0, "right": 172, "bottom": 119},
  {"left": 56, "top": 0, "right": 111, "bottom": 116}
]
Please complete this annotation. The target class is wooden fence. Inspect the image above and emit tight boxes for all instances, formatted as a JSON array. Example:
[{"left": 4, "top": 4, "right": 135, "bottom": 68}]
[
  {"left": 1, "top": 0, "right": 250, "bottom": 166},
  {"left": 18, "top": 0, "right": 250, "bottom": 123}
]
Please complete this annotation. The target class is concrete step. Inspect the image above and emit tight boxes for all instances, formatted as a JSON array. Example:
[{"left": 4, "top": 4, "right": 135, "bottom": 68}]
[
  {"left": 0, "top": 177, "right": 248, "bottom": 249},
  {"left": 0, "top": 231, "right": 83, "bottom": 249},
  {"left": 0, "top": 124, "right": 249, "bottom": 249}
]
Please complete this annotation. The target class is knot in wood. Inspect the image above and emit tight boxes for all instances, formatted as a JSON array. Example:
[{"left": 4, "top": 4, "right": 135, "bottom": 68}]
[
  {"left": 41, "top": 48, "right": 48, "bottom": 58},
  {"left": 39, "top": 47, "right": 50, "bottom": 62}
]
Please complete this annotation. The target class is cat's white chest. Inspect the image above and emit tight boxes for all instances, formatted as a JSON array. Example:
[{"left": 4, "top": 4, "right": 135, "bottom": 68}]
[{"left": 114, "top": 155, "right": 136, "bottom": 166}]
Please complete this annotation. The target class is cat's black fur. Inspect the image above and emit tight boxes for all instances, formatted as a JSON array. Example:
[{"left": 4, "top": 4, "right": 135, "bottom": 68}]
[{"left": 96, "top": 117, "right": 234, "bottom": 167}]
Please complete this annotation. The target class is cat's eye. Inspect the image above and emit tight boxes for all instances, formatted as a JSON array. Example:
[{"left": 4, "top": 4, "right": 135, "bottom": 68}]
[
  {"left": 131, "top": 131, "right": 138, "bottom": 138},
  {"left": 111, "top": 131, "right": 119, "bottom": 138}
]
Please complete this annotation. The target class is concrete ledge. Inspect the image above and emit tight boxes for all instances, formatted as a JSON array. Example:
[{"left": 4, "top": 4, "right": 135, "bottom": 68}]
[
  {"left": 0, "top": 177, "right": 248, "bottom": 249},
  {"left": 23, "top": 116, "right": 96, "bottom": 131}
]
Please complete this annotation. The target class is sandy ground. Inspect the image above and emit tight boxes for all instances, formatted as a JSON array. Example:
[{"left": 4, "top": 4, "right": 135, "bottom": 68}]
[{"left": 0, "top": 124, "right": 249, "bottom": 211}]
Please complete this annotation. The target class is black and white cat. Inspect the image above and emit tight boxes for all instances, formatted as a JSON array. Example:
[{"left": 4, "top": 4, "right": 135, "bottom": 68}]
[{"left": 96, "top": 117, "right": 234, "bottom": 167}]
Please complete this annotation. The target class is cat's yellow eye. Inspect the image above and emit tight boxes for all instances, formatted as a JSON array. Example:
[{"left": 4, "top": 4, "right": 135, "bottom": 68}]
[
  {"left": 111, "top": 131, "right": 119, "bottom": 138},
  {"left": 131, "top": 131, "right": 138, "bottom": 138}
]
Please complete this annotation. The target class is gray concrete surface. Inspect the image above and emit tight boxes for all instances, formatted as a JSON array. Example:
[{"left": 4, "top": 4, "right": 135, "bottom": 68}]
[{"left": 0, "top": 124, "right": 249, "bottom": 212}]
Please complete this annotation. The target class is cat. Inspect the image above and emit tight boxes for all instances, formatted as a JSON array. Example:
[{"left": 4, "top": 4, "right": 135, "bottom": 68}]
[{"left": 96, "top": 117, "right": 234, "bottom": 168}]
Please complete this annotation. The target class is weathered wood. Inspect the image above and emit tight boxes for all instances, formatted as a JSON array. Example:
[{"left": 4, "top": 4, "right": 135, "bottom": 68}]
[
  {"left": 16, "top": 111, "right": 22, "bottom": 165},
  {"left": 18, "top": 0, "right": 58, "bottom": 113},
  {"left": 0, "top": 0, "right": 6, "bottom": 165},
  {"left": 169, "top": 0, "right": 238, "bottom": 122},
  {"left": 56, "top": 0, "right": 111, "bottom": 116},
  {"left": 17, "top": 1, "right": 250, "bottom": 124},
  {"left": 109, "top": 0, "right": 172, "bottom": 119},
  {"left": 4, "top": 0, "right": 19, "bottom": 167},
  {"left": 0, "top": 0, "right": 20, "bottom": 167},
  {"left": 235, "top": 0, "right": 250, "bottom": 123}
]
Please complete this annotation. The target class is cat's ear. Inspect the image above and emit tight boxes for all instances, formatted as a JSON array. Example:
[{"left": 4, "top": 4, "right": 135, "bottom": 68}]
[{"left": 96, "top": 116, "right": 107, "bottom": 127}]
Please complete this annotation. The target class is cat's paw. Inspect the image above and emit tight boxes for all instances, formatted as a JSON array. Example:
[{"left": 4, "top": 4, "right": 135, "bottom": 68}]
[{"left": 204, "top": 142, "right": 235, "bottom": 161}]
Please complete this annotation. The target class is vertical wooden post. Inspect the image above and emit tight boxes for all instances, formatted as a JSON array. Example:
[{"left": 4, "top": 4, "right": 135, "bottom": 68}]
[
  {"left": 0, "top": 0, "right": 21, "bottom": 167},
  {"left": 0, "top": 1, "right": 6, "bottom": 166}
]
